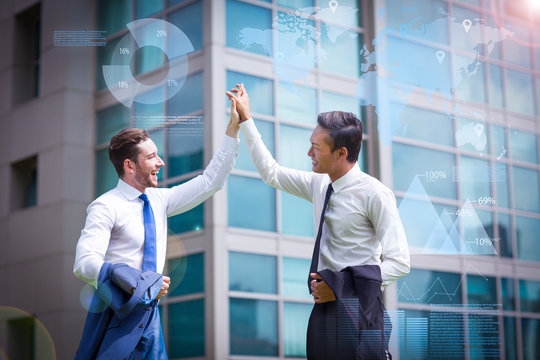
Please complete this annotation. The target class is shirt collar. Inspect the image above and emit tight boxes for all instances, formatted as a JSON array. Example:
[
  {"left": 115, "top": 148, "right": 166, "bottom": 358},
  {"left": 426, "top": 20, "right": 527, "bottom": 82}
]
[
  {"left": 331, "top": 163, "right": 363, "bottom": 194},
  {"left": 117, "top": 178, "right": 143, "bottom": 201}
]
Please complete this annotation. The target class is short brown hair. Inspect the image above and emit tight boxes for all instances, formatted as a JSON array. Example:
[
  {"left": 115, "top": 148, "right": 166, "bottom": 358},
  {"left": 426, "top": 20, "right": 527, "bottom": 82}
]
[
  {"left": 317, "top": 111, "right": 363, "bottom": 163},
  {"left": 109, "top": 128, "right": 150, "bottom": 177}
]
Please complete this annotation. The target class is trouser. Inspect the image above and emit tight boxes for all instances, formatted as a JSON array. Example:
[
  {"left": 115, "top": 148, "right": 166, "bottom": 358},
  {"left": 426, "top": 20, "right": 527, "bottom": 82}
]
[{"left": 306, "top": 299, "right": 392, "bottom": 360}]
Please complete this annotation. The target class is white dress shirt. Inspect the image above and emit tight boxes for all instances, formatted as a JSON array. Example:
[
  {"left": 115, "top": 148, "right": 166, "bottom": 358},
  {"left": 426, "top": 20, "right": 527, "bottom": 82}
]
[
  {"left": 240, "top": 119, "right": 410, "bottom": 288},
  {"left": 74, "top": 135, "right": 239, "bottom": 288}
]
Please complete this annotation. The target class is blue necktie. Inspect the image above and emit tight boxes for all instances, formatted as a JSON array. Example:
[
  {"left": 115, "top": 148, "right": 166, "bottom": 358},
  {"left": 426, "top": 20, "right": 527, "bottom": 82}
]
[
  {"left": 139, "top": 194, "right": 157, "bottom": 272},
  {"left": 308, "top": 183, "right": 333, "bottom": 291}
]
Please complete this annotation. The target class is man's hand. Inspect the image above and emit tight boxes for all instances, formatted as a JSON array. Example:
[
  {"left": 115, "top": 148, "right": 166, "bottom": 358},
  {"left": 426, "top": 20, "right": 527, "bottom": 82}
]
[
  {"left": 226, "top": 97, "right": 240, "bottom": 138},
  {"left": 310, "top": 273, "right": 336, "bottom": 304},
  {"left": 155, "top": 275, "right": 170, "bottom": 300},
  {"left": 226, "top": 83, "right": 251, "bottom": 122}
]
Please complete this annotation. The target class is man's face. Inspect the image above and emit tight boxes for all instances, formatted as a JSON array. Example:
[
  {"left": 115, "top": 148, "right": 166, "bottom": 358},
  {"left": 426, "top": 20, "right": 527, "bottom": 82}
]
[
  {"left": 133, "top": 139, "right": 165, "bottom": 189},
  {"left": 307, "top": 125, "right": 339, "bottom": 175}
]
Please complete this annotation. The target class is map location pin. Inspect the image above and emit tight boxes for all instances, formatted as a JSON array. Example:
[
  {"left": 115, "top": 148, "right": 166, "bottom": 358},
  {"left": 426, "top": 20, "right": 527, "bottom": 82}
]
[
  {"left": 329, "top": 0, "right": 338, "bottom": 13},
  {"left": 475, "top": 123, "right": 484, "bottom": 137},
  {"left": 435, "top": 50, "right": 445, "bottom": 64},
  {"left": 462, "top": 19, "right": 472, "bottom": 33}
]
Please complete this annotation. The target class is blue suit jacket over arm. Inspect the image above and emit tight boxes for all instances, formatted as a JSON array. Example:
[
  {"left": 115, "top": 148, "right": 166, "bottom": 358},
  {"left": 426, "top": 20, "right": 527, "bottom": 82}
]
[{"left": 74, "top": 263, "right": 163, "bottom": 360}]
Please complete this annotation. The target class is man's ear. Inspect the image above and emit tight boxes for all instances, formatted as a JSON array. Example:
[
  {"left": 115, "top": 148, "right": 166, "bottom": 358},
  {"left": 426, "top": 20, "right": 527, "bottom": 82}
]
[
  {"left": 123, "top": 159, "right": 136, "bottom": 175},
  {"left": 337, "top": 147, "right": 348, "bottom": 161}
]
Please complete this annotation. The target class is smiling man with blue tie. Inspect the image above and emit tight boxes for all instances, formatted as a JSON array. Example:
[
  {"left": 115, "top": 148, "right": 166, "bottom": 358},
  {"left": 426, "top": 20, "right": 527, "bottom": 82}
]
[{"left": 73, "top": 112, "right": 239, "bottom": 359}]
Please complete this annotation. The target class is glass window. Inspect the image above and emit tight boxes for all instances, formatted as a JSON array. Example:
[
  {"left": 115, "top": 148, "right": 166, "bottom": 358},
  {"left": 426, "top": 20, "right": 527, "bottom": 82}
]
[
  {"left": 467, "top": 314, "right": 501, "bottom": 359},
  {"left": 276, "top": 12, "right": 317, "bottom": 81},
  {"left": 509, "top": 129, "right": 538, "bottom": 164},
  {"left": 493, "top": 164, "right": 509, "bottom": 210},
  {"left": 467, "top": 275, "right": 496, "bottom": 304},
  {"left": 488, "top": 64, "right": 504, "bottom": 108},
  {"left": 453, "top": 54, "right": 486, "bottom": 104},
  {"left": 278, "top": 0, "right": 313, "bottom": 9},
  {"left": 168, "top": 1, "right": 203, "bottom": 52},
  {"left": 226, "top": 0, "right": 272, "bottom": 57},
  {"left": 485, "top": 16, "right": 502, "bottom": 60},
  {"left": 96, "top": 105, "right": 130, "bottom": 145},
  {"left": 504, "top": 317, "right": 517, "bottom": 360},
  {"left": 278, "top": 82, "right": 317, "bottom": 126},
  {"left": 520, "top": 280, "right": 540, "bottom": 313},
  {"left": 227, "top": 71, "right": 274, "bottom": 116},
  {"left": 229, "top": 251, "right": 277, "bottom": 294},
  {"left": 397, "top": 268, "right": 462, "bottom": 305},
  {"left": 506, "top": 69, "right": 535, "bottom": 116},
  {"left": 521, "top": 318, "right": 540, "bottom": 359},
  {"left": 236, "top": 119, "right": 274, "bottom": 172},
  {"left": 279, "top": 125, "right": 312, "bottom": 172},
  {"left": 386, "top": 37, "right": 453, "bottom": 99},
  {"left": 228, "top": 176, "right": 276, "bottom": 231},
  {"left": 230, "top": 298, "right": 278, "bottom": 356},
  {"left": 396, "top": 104, "right": 453, "bottom": 146},
  {"left": 502, "top": 278, "right": 515, "bottom": 311},
  {"left": 97, "top": 36, "right": 130, "bottom": 91},
  {"left": 135, "top": 0, "right": 163, "bottom": 19},
  {"left": 320, "top": 27, "right": 362, "bottom": 78},
  {"left": 95, "top": 148, "right": 117, "bottom": 196},
  {"left": 452, "top": 6, "right": 482, "bottom": 53},
  {"left": 386, "top": 0, "right": 449, "bottom": 44},
  {"left": 516, "top": 215, "right": 540, "bottom": 262},
  {"left": 392, "top": 143, "right": 456, "bottom": 199},
  {"left": 319, "top": 0, "right": 363, "bottom": 28},
  {"left": 459, "top": 156, "right": 490, "bottom": 202},
  {"left": 512, "top": 166, "right": 539, "bottom": 213},
  {"left": 168, "top": 0, "right": 190, "bottom": 7},
  {"left": 168, "top": 72, "right": 203, "bottom": 116},
  {"left": 491, "top": 125, "right": 506, "bottom": 158},
  {"left": 320, "top": 91, "right": 362, "bottom": 126},
  {"left": 167, "top": 178, "right": 204, "bottom": 234},
  {"left": 168, "top": 299, "right": 205, "bottom": 358},
  {"left": 168, "top": 252, "right": 204, "bottom": 297},
  {"left": 497, "top": 213, "right": 512, "bottom": 258},
  {"left": 282, "top": 257, "right": 311, "bottom": 299},
  {"left": 282, "top": 192, "right": 313, "bottom": 237},
  {"left": 462, "top": 209, "right": 495, "bottom": 256},
  {"left": 503, "top": 23, "right": 531, "bottom": 68},
  {"left": 283, "top": 302, "right": 312, "bottom": 357},
  {"left": 134, "top": 88, "right": 165, "bottom": 129},
  {"left": 167, "top": 116, "right": 204, "bottom": 178},
  {"left": 456, "top": 118, "right": 488, "bottom": 155},
  {"left": 98, "top": 0, "right": 131, "bottom": 35}
]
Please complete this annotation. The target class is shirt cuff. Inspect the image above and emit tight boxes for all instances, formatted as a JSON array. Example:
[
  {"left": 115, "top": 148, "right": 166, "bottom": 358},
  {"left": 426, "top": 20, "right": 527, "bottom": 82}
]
[
  {"left": 222, "top": 132, "right": 241, "bottom": 152},
  {"left": 239, "top": 118, "right": 259, "bottom": 140}
]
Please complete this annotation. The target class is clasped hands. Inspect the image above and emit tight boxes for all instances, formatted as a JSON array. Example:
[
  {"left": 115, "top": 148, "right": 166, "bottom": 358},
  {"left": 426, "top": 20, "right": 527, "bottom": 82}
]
[{"left": 310, "top": 273, "right": 336, "bottom": 304}]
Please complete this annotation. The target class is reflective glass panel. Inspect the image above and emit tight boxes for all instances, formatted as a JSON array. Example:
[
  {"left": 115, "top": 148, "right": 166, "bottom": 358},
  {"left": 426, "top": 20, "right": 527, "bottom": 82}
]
[
  {"left": 278, "top": 82, "right": 317, "bottom": 126},
  {"left": 168, "top": 72, "right": 203, "bottom": 116},
  {"left": 452, "top": 6, "right": 482, "bottom": 53},
  {"left": 167, "top": 179, "right": 204, "bottom": 234},
  {"left": 453, "top": 54, "right": 486, "bottom": 104},
  {"left": 167, "top": 116, "right": 204, "bottom": 177},
  {"left": 169, "top": 299, "right": 205, "bottom": 358},
  {"left": 135, "top": 0, "right": 163, "bottom": 19},
  {"left": 459, "top": 156, "right": 490, "bottom": 202},
  {"left": 98, "top": 0, "right": 131, "bottom": 34},
  {"left": 506, "top": 69, "right": 535, "bottom": 116},
  {"left": 320, "top": 28, "right": 362, "bottom": 78},
  {"left": 467, "top": 274, "right": 496, "bottom": 304},
  {"left": 456, "top": 118, "right": 488, "bottom": 155},
  {"left": 521, "top": 318, "right": 540, "bottom": 359},
  {"left": 168, "top": 1, "right": 203, "bottom": 52},
  {"left": 497, "top": 213, "right": 512, "bottom": 258},
  {"left": 503, "top": 22, "right": 531, "bottom": 68},
  {"left": 279, "top": 125, "right": 312, "bottom": 172},
  {"left": 502, "top": 278, "right": 515, "bottom": 311},
  {"left": 488, "top": 64, "right": 504, "bottom": 108},
  {"left": 504, "top": 317, "right": 517, "bottom": 360},
  {"left": 229, "top": 251, "right": 277, "bottom": 294},
  {"left": 392, "top": 143, "right": 456, "bottom": 199},
  {"left": 230, "top": 298, "right": 278, "bottom": 356},
  {"left": 396, "top": 104, "right": 453, "bottom": 146},
  {"left": 168, "top": 252, "right": 204, "bottom": 297},
  {"left": 509, "top": 129, "right": 538, "bottom": 164},
  {"left": 282, "top": 191, "right": 313, "bottom": 237},
  {"left": 519, "top": 280, "right": 540, "bottom": 313},
  {"left": 283, "top": 302, "right": 312, "bottom": 357},
  {"left": 228, "top": 176, "right": 276, "bottom": 231},
  {"left": 282, "top": 257, "right": 311, "bottom": 299},
  {"left": 226, "top": 0, "right": 272, "bottom": 56},
  {"left": 516, "top": 215, "right": 540, "bottom": 262},
  {"left": 397, "top": 268, "right": 462, "bottom": 305},
  {"left": 235, "top": 119, "right": 274, "bottom": 172},
  {"left": 96, "top": 105, "right": 130, "bottom": 145},
  {"left": 95, "top": 148, "right": 117, "bottom": 196},
  {"left": 512, "top": 166, "right": 539, "bottom": 213}
]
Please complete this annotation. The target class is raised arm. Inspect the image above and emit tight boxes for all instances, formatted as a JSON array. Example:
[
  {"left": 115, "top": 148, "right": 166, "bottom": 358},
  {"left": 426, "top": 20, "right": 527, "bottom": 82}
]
[
  {"left": 227, "top": 84, "right": 316, "bottom": 202},
  {"left": 165, "top": 107, "right": 240, "bottom": 216}
]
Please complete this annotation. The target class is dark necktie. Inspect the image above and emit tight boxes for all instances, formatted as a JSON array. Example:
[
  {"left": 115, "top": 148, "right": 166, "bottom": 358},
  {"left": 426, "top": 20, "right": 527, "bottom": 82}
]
[
  {"left": 308, "top": 183, "right": 333, "bottom": 291},
  {"left": 139, "top": 193, "right": 157, "bottom": 272}
]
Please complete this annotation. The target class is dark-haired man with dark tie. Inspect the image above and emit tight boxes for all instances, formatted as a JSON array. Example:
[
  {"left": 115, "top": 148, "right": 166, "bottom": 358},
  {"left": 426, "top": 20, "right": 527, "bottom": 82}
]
[
  {"left": 73, "top": 111, "right": 239, "bottom": 359},
  {"left": 228, "top": 85, "right": 410, "bottom": 359}
]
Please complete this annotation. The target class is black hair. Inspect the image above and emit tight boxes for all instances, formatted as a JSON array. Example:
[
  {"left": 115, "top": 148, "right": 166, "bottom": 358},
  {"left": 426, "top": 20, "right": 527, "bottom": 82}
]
[{"left": 317, "top": 111, "right": 363, "bottom": 163}]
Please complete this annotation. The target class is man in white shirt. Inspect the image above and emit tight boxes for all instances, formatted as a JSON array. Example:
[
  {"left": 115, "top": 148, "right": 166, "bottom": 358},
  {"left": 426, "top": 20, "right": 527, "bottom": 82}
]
[
  {"left": 73, "top": 113, "right": 239, "bottom": 358},
  {"left": 227, "top": 85, "right": 410, "bottom": 359}
]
